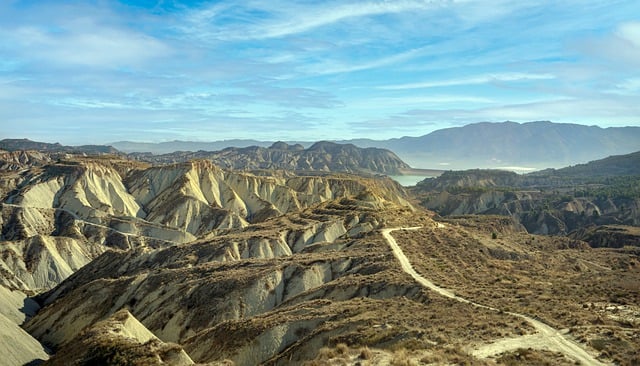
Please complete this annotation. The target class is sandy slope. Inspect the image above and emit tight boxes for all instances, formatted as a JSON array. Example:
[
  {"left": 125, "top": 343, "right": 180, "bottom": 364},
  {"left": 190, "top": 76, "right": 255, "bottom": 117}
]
[
  {"left": 381, "top": 227, "right": 608, "bottom": 366},
  {"left": 0, "top": 287, "right": 49, "bottom": 366}
]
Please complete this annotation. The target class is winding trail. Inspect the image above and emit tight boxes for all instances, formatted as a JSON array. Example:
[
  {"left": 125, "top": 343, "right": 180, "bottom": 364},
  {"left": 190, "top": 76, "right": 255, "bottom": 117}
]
[
  {"left": 381, "top": 227, "right": 608, "bottom": 366},
  {"left": 1, "top": 203, "right": 181, "bottom": 245}
]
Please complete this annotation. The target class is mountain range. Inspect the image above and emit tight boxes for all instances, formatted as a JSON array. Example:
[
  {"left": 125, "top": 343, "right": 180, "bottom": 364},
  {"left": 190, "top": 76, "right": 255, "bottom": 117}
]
[
  {"left": 110, "top": 121, "right": 640, "bottom": 170},
  {"left": 132, "top": 141, "right": 411, "bottom": 175},
  {"left": 4, "top": 121, "right": 639, "bottom": 172},
  {"left": 1, "top": 140, "right": 410, "bottom": 176},
  {"left": 0, "top": 138, "right": 119, "bottom": 155}
]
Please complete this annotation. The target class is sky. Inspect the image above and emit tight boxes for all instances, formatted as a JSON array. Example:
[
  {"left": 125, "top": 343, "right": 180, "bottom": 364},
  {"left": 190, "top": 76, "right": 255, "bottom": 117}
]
[{"left": 1, "top": 0, "right": 639, "bottom": 145}]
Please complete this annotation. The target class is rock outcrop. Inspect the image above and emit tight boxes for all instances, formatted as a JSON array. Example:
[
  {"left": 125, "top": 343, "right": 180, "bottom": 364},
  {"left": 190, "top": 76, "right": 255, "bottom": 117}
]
[
  {"left": 569, "top": 225, "right": 640, "bottom": 248},
  {"left": 0, "top": 150, "right": 55, "bottom": 171},
  {"left": 43, "top": 310, "right": 193, "bottom": 366}
]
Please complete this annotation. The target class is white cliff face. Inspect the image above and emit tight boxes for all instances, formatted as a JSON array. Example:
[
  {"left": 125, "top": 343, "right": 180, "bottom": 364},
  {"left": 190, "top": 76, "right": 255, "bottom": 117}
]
[
  {"left": 0, "top": 284, "right": 49, "bottom": 365},
  {"left": 15, "top": 163, "right": 144, "bottom": 219},
  {"left": 67, "top": 164, "right": 145, "bottom": 218}
]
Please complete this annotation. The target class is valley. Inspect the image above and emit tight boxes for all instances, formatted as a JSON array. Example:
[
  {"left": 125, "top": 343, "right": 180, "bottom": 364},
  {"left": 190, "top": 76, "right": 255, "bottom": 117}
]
[{"left": 0, "top": 136, "right": 638, "bottom": 365}]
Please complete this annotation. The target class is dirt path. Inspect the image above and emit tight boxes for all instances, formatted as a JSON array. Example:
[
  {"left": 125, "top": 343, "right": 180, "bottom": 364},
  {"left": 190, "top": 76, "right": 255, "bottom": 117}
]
[
  {"left": 381, "top": 227, "right": 608, "bottom": 366},
  {"left": 2, "top": 203, "right": 179, "bottom": 244}
]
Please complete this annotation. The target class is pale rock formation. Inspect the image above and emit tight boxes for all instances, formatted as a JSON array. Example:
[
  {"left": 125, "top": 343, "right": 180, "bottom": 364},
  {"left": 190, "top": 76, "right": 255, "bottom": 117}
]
[
  {"left": 0, "top": 286, "right": 49, "bottom": 365},
  {"left": 43, "top": 309, "right": 194, "bottom": 366}
]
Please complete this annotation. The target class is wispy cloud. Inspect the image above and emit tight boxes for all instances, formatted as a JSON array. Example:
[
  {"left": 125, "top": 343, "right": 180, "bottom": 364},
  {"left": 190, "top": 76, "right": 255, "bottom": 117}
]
[
  {"left": 576, "top": 21, "right": 640, "bottom": 68},
  {"left": 304, "top": 46, "right": 429, "bottom": 75},
  {"left": 183, "top": 0, "right": 445, "bottom": 40},
  {"left": 378, "top": 73, "right": 555, "bottom": 90},
  {"left": 351, "top": 95, "right": 494, "bottom": 108},
  {"left": 4, "top": 25, "right": 170, "bottom": 69},
  {"left": 377, "top": 97, "right": 640, "bottom": 127},
  {"left": 1, "top": 0, "right": 639, "bottom": 143}
]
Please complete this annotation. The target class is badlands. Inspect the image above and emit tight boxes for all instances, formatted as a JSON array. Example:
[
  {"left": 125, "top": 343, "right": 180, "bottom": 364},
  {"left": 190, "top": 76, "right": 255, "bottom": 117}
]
[{"left": 0, "top": 152, "right": 638, "bottom": 365}]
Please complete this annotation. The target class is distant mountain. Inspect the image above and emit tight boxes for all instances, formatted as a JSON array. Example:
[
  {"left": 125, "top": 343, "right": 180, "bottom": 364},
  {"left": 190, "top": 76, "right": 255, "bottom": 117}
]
[
  {"left": 111, "top": 139, "right": 309, "bottom": 154},
  {"left": 111, "top": 121, "right": 640, "bottom": 170},
  {"left": 341, "top": 121, "right": 640, "bottom": 169},
  {"left": 135, "top": 141, "right": 411, "bottom": 175},
  {"left": 0, "top": 138, "right": 119, "bottom": 155}
]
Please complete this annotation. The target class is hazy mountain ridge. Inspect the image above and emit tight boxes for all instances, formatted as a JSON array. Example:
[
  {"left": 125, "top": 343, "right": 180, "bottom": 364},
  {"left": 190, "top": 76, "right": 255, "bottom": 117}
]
[
  {"left": 112, "top": 121, "right": 640, "bottom": 169},
  {"left": 135, "top": 141, "right": 411, "bottom": 175},
  {"left": 347, "top": 121, "right": 640, "bottom": 168},
  {"left": 0, "top": 138, "right": 119, "bottom": 155},
  {"left": 6, "top": 121, "right": 640, "bottom": 172},
  {"left": 112, "top": 139, "right": 279, "bottom": 154}
]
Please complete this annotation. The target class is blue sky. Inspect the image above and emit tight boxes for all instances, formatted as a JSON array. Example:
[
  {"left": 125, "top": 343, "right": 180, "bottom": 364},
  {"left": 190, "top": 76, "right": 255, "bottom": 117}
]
[{"left": 1, "top": 0, "right": 639, "bottom": 144}]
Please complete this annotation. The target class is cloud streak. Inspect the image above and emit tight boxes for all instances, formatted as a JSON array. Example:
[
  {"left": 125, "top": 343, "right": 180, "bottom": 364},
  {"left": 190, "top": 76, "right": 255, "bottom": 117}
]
[
  {"left": 184, "top": 0, "right": 445, "bottom": 40},
  {"left": 378, "top": 73, "right": 556, "bottom": 90}
]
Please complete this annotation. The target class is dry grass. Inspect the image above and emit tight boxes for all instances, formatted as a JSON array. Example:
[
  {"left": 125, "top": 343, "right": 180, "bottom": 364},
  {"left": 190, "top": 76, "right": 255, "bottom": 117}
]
[
  {"left": 391, "top": 216, "right": 640, "bottom": 365},
  {"left": 359, "top": 346, "right": 373, "bottom": 360},
  {"left": 390, "top": 348, "right": 416, "bottom": 366},
  {"left": 303, "top": 344, "right": 372, "bottom": 366},
  {"left": 494, "top": 348, "right": 578, "bottom": 366}
]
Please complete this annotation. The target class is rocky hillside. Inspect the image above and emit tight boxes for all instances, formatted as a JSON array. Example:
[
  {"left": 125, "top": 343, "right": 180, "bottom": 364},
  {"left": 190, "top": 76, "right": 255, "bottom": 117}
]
[
  {"left": 569, "top": 225, "right": 640, "bottom": 248},
  {"left": 0, "top": 157, "right": 410, "bottom": 292},
  {"left": 43, "top": 309, "right": 194, "bottom": 366},
  {"left": 418, "top": 188, "right": 640, "bottom": 236},
  {"left": 20, "top": 202, "right": 640, "bottom": 365},
  {"left": 0, "top": 150, "right": 56, "bottom": 171},
  {"left": 0, "top": 156, "right": 414, "bottom": 365},
  {"left": 539, "top": 150, "right": 640, "bottom": 177},
  {"left": 134, "top": 141, "right": 411, "bottom": 175},
  {"left": 413, "top": 152, "right": 640, "bottom": 236}
]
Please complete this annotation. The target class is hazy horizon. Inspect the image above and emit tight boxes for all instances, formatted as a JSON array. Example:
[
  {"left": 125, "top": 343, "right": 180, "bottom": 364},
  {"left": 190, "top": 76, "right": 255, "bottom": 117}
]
[
  {"left": 1, "top": 1, "right": 639, "bottom": 145},
  {"left": 3, "top": 120, "right": 638, "bottom": 147}
]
